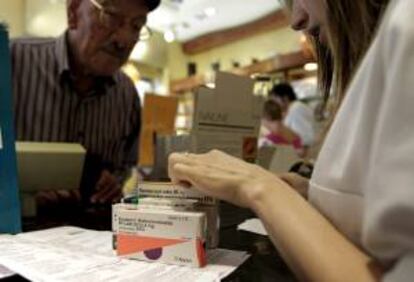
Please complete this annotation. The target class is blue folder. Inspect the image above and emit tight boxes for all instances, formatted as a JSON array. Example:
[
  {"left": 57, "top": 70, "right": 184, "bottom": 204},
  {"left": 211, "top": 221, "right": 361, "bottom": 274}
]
[{"left": 0, "top": 23, "right": 21, "bottom": 233}]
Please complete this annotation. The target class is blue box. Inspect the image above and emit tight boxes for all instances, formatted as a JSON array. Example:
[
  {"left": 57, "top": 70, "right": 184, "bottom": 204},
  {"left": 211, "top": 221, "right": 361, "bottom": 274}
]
[{"left": 0, "top": 23, "right": 21, "bottom": 234}]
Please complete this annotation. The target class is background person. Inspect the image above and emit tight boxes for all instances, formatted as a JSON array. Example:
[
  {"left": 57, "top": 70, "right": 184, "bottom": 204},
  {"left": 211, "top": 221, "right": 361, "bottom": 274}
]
[
  {"left": 269, "top": 83, "right": 315, "bottom": 148},
  {"left": 11, "top": 0, "right": 160, "bottom": 210},
  {"left": 260, "top": 99, "right": 304, "bottom": 156}
]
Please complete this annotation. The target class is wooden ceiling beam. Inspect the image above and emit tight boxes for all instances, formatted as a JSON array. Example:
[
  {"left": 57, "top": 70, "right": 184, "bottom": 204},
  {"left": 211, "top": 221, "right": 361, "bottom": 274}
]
[
  {"left": 182, "top": 10, "right": 289, "bottom": 55},
  {"left": 169, "top": 50, "right": 315, "bottom": 95},
  {"left": 231, "top": 50, "right": 314, "bottom": 77},
  {"left": 170, "top": 74, "right": 206, "bottom": 94}
]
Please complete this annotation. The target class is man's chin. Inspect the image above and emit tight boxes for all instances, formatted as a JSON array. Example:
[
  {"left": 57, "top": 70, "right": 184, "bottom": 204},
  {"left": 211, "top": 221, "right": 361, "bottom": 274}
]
[
  {"left": 89, "top": 54, "right": 128, "bottom": 76},
  {"left": 92, "top": 64, "right": 122, "bottom": 77}
]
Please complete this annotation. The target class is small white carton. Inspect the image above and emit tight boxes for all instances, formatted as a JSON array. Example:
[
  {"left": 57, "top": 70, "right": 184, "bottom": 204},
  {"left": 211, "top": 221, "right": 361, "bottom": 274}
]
[
  {"left": 113, "top": 203, "right": 207, "bottom": 268},
  {"left": 137, "top": 182, "right": 220, "bottom": 248},
  {"left": 137, "top": 182, "right": 216, "bottom": 205}
]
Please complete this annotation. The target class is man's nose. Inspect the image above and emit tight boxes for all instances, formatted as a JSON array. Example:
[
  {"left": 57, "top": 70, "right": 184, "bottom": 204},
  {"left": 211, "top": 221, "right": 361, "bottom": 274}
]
[{"left": 111, "top": 27, "right": 137, "bottom": 50}]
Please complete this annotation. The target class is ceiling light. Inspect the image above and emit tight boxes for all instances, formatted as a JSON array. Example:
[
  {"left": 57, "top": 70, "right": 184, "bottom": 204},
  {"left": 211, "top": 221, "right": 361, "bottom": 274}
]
[
  {"left": 304, "top": 63, "right": 318, "bottom": 72},
  {"left": 300, "top": 34, "right": 307, "bottom": 43},
  {"left": 204, "top": 7, "right": 217, "bottom": 17},
  {"left": 206, "top": 82, "right": 216, "bottom": 88},
  {"left": 164, "top": 30, "right": 176, "bottom": 43},
  {"left": 30, "top": 15, "right": 49, "bottom": 34}
]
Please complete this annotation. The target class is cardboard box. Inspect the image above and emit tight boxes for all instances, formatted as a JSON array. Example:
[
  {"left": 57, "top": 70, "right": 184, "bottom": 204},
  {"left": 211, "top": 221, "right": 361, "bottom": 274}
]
[
  {"left": 0, "top": 24, "right": 21, "bottom": 233},
  {"left": 139, "top": 94, "right": 178, "bottom": 167},
  {"left": 145, "top": 72, "right": 262, "bottom": 178},
  {"left": 113, "top": 203, "right": 207, "bottom": 268},
  {"left": 137, "top": 197, "right": 198, "bottom": 211},
  {"left": 257, "top": 145, "right": 301, "bottom": 173},
  {"left": 137, "top": 182, "right": 219, "bottom": 248},
  {"left": 191, "top": 72, "right": 263, "bottom": 163},
  {"left": 137, "top": 182, "right": 216, "bottom": 206}
]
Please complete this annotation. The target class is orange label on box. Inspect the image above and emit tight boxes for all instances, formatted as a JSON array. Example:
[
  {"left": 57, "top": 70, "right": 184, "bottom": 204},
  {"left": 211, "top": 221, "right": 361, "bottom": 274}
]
[
  {"left": 117, "top": 234, "right": 186, "bottom": 256},
  {"left": 113, "top": 204, "right": 207, "bottom": 267}
]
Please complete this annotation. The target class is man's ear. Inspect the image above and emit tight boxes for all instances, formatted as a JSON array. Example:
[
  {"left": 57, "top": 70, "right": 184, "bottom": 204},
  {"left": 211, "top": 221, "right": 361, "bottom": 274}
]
[{"left": 67, "top": 0, "right": 82, "bottom": 29}]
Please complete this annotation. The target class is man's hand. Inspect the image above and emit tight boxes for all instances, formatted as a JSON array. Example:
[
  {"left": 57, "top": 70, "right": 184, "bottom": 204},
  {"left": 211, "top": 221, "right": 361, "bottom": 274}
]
[
  {"left": 90, "top": 170, "right": 122, "bottom": 204},
  {"left": 37, "top": 189, "right": 81, "bottom": 209}
]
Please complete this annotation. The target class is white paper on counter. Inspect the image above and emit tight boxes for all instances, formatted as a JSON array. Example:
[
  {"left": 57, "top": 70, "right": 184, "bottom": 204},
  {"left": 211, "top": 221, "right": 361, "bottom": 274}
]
[
  {"left": 0, "top": 264, "right": 15, "bottom": 279},
  {"left": 0, "top": 226, "right": 250, "bottom": 282},
  {"left": 16, "top": 226, "right": 115, "bottom": 256},
  {"left": 237, "top": 218, "right": 268, "bottom": 236}
]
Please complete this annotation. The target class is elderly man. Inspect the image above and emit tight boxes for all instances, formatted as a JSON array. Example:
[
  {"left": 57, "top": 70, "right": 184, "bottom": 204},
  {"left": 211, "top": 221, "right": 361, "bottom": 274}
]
[{"left": 11, "top": 0, "right": 160, "bottom": 211}]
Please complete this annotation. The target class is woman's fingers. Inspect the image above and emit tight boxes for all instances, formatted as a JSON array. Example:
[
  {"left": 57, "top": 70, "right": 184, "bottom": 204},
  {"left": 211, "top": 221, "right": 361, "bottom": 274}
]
[
  {"left": 170, "top": 158, "right": 246, "bottom": 205},
  {"left": 168, "top": 150, "right": 270, "bottom": 207},
  {"left": 170, "top": 162, "right": 195, "bottom": 185},
  {"left": 171, "top": 162, "right": 214, "bottom": 192},
  {"left": 168, "top": 152, "right": 212, "bottom": 181},
  {"left": 168, "top": 152, "right": 192, "bottom": 184}
]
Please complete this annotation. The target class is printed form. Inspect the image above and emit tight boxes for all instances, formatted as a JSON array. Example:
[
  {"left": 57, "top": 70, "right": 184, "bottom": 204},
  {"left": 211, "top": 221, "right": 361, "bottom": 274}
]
[
  {"left": 0, "top": 264, "right": 15, "bottom": 279},
  {"left": 0, "top": 227, "right": 250, "bottom": 282},
  {"left": 238, "top": 218, "right": 268, "bottom": 236}
]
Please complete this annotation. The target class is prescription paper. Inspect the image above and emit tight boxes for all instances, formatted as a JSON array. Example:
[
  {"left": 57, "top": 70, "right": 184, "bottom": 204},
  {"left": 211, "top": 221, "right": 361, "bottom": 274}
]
[
  {"left": 0, "top": 226, "right": 250, "bottom": 282},
  {"left": 0, "top": 264, "right": 15, "bottom": 279},
  {"left": 237, "top": 218, "right": 268, "bottom": 236}
]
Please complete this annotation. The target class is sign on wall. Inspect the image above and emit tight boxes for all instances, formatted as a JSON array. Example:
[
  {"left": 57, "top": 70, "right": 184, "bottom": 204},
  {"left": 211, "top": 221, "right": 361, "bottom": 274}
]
[{"left": 0, "top": 23, "right": 21, "bottom": 234}]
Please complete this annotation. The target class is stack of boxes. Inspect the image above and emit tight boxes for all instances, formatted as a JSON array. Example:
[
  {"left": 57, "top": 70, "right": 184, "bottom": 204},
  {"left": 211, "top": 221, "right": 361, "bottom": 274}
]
[{"left": 113, "top": 182, "right": 219, "bottom": 268}]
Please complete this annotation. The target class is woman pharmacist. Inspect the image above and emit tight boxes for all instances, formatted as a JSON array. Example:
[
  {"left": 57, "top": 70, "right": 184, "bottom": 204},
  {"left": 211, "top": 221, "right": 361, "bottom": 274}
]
[{"left": 169, "top": 0, "right": 414, "bottom": 281}]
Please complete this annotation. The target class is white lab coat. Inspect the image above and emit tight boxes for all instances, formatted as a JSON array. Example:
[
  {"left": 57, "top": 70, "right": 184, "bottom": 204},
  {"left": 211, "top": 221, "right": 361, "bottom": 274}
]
[
  {"left": 284, "top": 101, "right": 315, "bottom": 146},
  {"left": 309, "top": 0, "right": 414, "bottom": 280}
]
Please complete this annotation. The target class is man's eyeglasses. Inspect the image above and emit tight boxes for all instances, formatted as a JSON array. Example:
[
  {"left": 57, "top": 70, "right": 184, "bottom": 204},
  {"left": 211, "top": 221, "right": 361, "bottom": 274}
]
[{"left": 90, "top": 0, "right": 152, "bottom": 41}]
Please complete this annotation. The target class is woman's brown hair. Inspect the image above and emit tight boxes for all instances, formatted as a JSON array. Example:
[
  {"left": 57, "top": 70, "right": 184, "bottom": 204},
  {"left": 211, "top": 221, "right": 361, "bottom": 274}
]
[{"left": 323, "top": 0, "right": 390, "bottom": 111}]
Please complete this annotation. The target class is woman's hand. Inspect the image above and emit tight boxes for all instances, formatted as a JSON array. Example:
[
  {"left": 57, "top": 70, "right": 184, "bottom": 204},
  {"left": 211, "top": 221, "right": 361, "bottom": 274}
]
[
  {"left": 279, "top": 173, "right": 309, "bottom": 198},
  {"left": 168, "top": 150, "right": 291, "bottom": 208}
]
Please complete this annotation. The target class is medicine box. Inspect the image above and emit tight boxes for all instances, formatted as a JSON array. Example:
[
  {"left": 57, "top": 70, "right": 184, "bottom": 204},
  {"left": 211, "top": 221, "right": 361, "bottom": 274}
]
[
  {"left": 137, "top": 182, "right": 216, "bottom": 205},
  {"left": 113, "top": 203, "right": 207, "bottom": 268},
  {"left": 137, "top": 182, "right": 220, "bottom": 248}
]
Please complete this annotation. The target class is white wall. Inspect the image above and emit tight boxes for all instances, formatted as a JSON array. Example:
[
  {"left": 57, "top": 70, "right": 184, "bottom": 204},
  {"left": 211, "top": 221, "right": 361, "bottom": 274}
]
[
  {"left": 0, "top": 0, "right": 25, "bottom": 37},
  {"left": 25, "top": 0, "right": 67, "bottom": 37}
]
